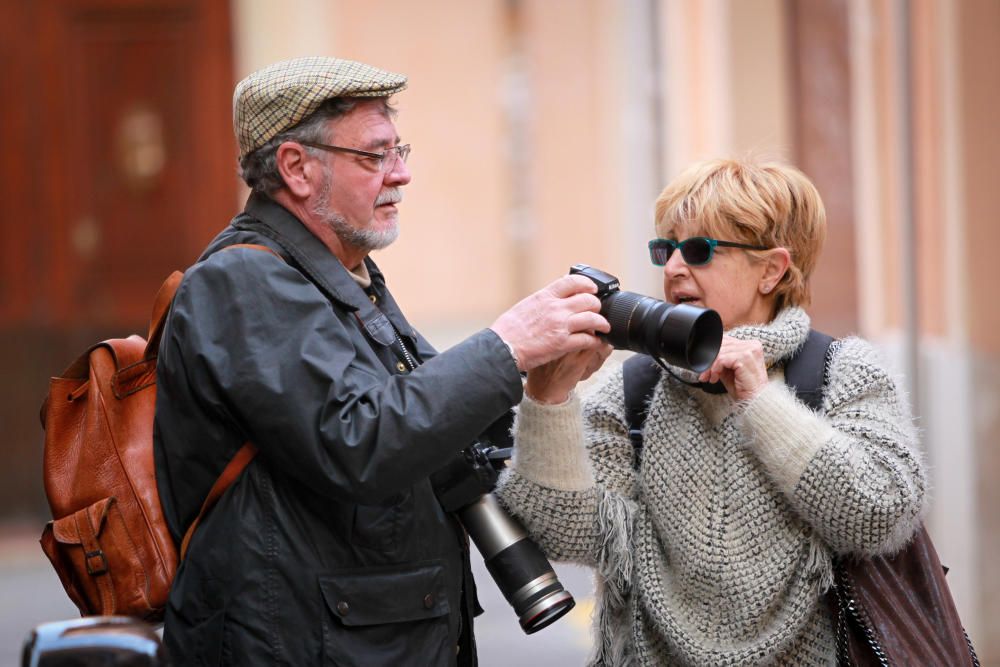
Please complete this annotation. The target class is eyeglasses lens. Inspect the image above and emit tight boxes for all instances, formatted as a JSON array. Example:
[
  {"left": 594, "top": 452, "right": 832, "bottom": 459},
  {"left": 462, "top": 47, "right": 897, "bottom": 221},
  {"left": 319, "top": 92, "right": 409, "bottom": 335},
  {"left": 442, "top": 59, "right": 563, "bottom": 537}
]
[
  {"left": 649, "top": 238, "right": 715, "bottom": 266},
  {"left": 681, "top": 239, "right": 712, "bottom": 265},
  {"left": 650, "top": 243, "right": 673, "bottom": 266},
  {"left": 380, "top": 145, "right": 411, "bottom": 173}
]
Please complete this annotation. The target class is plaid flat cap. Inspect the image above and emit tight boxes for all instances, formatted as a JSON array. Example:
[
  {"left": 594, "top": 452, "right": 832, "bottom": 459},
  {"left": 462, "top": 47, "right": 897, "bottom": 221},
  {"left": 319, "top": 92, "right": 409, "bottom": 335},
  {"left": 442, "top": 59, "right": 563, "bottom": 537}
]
[{"left": 233, "top": 56, "right": 407, "bottom": 157}]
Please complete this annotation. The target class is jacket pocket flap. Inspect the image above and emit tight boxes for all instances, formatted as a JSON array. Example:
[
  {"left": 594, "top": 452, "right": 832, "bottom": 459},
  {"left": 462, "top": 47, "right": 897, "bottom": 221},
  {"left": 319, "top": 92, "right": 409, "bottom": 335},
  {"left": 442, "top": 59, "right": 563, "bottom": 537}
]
[
  {"left": 52, "top": 498, "right": 114, "bottom": 544},
  {"left": 319, "top": 560, "right": 450, "bottom": 627}
]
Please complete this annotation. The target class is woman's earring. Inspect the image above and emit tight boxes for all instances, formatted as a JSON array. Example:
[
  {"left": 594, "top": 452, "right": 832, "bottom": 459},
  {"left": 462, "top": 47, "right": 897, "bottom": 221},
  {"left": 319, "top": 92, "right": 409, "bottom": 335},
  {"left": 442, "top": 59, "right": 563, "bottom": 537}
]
[{"left": 762, "top": 285, "right": 772, "bottom": 294}]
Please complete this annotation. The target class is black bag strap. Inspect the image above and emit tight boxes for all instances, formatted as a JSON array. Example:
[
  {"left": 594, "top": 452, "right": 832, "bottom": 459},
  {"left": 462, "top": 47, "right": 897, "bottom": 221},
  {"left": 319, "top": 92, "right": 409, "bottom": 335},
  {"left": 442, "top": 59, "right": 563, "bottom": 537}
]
[
  {"left": 783, "top": 330, "right": 835, "bottom": 412},
  {"left": 622, "top": 354, "right": 662, "bottom": 467},
  {"left": 623, "top": 329, "right": 835, "bottom": 467}
]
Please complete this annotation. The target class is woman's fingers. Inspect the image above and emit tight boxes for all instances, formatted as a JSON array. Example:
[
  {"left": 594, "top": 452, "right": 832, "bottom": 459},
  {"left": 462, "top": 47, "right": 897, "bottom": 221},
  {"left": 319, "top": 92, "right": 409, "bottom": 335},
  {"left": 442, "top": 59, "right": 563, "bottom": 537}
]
[
  {"left": 698, "top": 336, "right": 768, "bottom": 400},
  {"left": 526, "top": 344, "right": 614, "bottom": 403}
]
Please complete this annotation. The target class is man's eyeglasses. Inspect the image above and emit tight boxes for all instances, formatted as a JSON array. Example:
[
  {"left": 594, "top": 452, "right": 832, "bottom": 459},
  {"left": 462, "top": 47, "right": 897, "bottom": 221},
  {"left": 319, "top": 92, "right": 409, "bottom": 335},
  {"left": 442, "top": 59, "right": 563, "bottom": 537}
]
[
  {"left": 648, "top": 236, "right": 770, "bottom": 267},
  {"left": 299, "top": 141, "right": 411, "bottom": 173}
]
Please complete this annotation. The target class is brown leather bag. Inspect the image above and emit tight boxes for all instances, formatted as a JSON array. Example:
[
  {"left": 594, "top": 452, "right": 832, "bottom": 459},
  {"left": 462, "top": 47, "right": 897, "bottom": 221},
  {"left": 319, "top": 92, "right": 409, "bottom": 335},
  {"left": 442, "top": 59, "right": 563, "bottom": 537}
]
[
  {"left": 38, "top": 245, "right": 274, "bottom": 621},
  {"left": 832, "top": 523, "right": 979, "bottom": 666}
]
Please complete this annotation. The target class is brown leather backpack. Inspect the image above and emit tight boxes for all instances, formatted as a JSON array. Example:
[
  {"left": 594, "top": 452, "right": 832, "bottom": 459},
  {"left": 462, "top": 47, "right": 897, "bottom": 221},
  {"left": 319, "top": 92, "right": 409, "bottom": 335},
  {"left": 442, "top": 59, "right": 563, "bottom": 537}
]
[{"left": 38, "top": 245, "right": 272, "bottom": 621}]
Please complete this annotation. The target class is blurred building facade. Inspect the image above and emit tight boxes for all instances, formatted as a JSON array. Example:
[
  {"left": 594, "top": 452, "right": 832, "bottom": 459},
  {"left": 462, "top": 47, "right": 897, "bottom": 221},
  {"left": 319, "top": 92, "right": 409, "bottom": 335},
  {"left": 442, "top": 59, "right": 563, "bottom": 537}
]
[{"left": 1, "top": 0, "right": 997, "bottom": 658}]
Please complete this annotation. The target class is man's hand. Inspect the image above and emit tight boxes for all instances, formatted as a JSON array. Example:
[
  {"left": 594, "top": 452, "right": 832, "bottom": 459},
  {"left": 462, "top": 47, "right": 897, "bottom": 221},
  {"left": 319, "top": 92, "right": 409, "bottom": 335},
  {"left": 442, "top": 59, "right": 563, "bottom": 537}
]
[
  {"left": 697, "top": 335, "right": 769, "bottom": 401},
  {"left": 490, "top": 274, "right": 610, "bottom": 372}
]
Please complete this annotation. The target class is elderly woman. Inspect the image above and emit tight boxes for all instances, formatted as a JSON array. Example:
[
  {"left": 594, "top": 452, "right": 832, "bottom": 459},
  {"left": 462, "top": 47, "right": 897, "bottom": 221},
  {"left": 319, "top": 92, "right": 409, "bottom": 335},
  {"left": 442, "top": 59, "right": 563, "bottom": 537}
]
[{"left": 496, "top": 158, "right": 926, "bottom": 666}]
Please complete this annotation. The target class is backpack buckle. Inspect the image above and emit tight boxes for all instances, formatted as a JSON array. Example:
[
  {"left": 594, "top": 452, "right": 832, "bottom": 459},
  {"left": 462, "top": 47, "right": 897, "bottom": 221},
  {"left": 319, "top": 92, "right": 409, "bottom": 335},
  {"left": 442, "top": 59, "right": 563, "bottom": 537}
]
[{"left": 85, "top": 549, "right": 108, "bottom": 575}]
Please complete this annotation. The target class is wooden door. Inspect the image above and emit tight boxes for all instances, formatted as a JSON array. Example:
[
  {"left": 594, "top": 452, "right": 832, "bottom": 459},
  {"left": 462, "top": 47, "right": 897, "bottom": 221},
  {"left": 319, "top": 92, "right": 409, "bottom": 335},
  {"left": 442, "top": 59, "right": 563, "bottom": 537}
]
[{"left": 0, "top": 0, "right": 236, "bottom": 517}]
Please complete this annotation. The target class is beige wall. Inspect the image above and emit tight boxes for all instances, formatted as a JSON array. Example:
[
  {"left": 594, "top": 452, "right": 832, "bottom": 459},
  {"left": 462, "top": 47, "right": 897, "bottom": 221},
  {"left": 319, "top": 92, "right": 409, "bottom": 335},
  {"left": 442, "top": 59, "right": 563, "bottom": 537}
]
[{"left": 956, "top": 0, "right": 1000, "bottom": 657}]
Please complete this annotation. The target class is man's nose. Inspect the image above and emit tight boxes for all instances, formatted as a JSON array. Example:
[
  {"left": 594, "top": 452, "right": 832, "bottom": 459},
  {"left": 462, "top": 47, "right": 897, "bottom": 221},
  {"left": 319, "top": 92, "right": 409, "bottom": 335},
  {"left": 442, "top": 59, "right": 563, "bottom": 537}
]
[{"left": 384, "top": 155, "right": 411, "bottom": 186}]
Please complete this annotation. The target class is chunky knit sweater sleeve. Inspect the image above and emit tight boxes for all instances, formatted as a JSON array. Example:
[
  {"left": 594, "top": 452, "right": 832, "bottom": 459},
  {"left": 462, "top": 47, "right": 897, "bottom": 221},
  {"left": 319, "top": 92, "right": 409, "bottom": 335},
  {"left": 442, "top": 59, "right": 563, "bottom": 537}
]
[
  {"left": 495, "top": 370, "right": 635, "bottom": 568},
  {"left": 739, "top": 335, "right": 926, "bottom": 556}
]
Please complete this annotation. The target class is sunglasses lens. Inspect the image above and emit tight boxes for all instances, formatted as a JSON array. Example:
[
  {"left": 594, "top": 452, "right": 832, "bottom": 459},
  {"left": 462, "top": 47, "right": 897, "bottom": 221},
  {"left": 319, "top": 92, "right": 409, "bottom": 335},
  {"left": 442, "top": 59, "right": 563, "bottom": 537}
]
[
  {"left": 649, "top": 241, "right": 673, "bottom": 266},
  {"left": 680, "top": 238, "right": 713, "bottom": 265}
]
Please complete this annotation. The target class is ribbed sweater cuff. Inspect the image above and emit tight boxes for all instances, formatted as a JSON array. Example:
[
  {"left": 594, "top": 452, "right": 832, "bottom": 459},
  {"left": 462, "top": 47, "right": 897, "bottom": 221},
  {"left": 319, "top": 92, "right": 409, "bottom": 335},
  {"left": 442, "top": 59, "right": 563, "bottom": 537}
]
[
  {"left": 512, "top": 392, "right": 594, "bottom": 491},
  {"left": 739, "top": 381, "right": 836, "bottom": 495}
]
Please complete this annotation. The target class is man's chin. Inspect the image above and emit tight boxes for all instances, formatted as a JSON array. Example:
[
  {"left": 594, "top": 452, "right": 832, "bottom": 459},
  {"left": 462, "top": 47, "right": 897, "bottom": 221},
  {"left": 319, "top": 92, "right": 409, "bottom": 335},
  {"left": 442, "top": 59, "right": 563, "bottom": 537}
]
[
  {"left": 371, "top": 227, "right": 400, "bottom": 250},
  {"left": 360, "top": 221, "right": 400, "bottom": 251},
  {"left": 325, "top": 216, "right": 399, "bottom": 253}
]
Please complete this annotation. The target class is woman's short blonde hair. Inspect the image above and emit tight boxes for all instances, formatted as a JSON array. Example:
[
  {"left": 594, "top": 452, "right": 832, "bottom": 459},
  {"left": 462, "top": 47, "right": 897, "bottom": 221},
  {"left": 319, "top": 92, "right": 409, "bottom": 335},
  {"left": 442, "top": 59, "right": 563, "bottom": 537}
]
[{"left": 654, "top": 157, "right": 826, "bottom": 311}]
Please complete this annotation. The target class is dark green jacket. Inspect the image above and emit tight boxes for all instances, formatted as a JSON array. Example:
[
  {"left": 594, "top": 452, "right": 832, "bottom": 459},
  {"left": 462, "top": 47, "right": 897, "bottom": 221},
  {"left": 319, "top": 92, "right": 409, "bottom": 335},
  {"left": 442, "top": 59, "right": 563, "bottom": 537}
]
[{"left": 154, "top": 193, "right": 523, "bottom": 666}]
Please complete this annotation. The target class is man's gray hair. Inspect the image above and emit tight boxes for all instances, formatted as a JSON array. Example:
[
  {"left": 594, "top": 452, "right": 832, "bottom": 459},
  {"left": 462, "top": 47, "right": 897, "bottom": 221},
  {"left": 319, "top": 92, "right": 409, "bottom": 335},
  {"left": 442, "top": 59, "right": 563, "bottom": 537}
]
[{"left": 239, "top": 96, "right": 394, "bottom": 194}]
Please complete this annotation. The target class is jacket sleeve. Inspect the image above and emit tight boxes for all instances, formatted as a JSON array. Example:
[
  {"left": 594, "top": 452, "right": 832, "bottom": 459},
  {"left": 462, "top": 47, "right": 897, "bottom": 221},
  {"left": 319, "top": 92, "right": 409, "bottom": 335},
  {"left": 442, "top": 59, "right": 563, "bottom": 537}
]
[
  {"left": 739, "top": 336, "right": 927, "bottom": 556},
  {"left": 161, "top": 248, "right": 524, "bottom": 504}
]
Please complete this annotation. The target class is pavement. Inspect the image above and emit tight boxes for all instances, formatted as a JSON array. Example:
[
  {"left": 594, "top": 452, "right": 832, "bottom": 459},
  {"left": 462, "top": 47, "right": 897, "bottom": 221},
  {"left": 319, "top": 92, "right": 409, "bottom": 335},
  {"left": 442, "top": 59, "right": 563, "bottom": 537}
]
[
  {"left": 0, "top": 521, "right": 595, "bottom": 666},
  {"left": 0, "top": 523, "right": 81, "bottom": 666}
]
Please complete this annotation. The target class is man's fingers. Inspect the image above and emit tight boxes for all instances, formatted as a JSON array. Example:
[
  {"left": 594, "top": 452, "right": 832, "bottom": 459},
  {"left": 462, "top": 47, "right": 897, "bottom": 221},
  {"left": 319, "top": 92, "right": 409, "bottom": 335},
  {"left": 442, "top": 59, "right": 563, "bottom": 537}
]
[
  {"left": 568, "top": 311, "right": 610, "bottom": 334},
  {"left": 547, "top": 274, "right": 598, "bottom": 298},
  {"left": 562, "top": 292, "right": 603, "bottom": 313},
  {"left": 564, "top": 331, "right": 606, "bottom": 353}
]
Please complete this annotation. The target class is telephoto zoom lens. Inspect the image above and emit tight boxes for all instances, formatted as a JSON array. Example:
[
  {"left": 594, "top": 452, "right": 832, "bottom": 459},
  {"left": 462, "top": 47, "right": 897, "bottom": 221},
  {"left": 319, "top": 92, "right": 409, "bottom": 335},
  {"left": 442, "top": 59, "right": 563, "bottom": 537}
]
[
  {"left": 458, "top": 494, "right": 575, "bottom": 634},
  {"left": 601, "top": 291, "right": 722, "bottom": 372}
]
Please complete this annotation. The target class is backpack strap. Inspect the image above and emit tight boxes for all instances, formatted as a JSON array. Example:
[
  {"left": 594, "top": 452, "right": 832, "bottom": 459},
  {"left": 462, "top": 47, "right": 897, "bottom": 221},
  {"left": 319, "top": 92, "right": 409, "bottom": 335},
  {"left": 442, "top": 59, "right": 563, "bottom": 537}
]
[
  {"left": 180, "top": 441, "right": 258, "bottom": 559},
  {"left": 622, "top": 354, "right": 663, "bottom": 468},
  {"left": 783, "top": 330, "right": 835, "bottom": 412},
  {"left": 144, "top": 272, "right": 185, "bottom": 359},
  {"left": 622, "top": 330, "right": 836, "bottom": 468}
]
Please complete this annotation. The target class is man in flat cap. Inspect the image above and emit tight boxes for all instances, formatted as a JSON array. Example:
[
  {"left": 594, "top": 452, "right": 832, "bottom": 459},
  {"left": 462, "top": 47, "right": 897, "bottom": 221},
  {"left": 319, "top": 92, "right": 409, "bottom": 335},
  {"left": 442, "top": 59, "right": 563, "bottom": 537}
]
[{"left": 153, "top": 56, "right": 609, "bottom": 665}]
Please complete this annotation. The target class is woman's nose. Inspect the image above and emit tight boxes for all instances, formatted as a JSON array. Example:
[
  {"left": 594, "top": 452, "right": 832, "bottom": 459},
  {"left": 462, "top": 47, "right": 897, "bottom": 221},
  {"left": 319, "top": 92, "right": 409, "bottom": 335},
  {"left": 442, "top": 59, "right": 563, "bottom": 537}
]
[{"left": 663, "top": 247, "right": 689, "bottom": 276}]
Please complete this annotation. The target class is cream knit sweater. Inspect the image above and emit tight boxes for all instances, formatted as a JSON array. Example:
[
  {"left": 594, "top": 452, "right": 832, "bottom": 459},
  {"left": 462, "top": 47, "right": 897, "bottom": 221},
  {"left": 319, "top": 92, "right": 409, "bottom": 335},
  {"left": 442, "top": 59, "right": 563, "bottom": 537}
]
[{"left": 496, "top": 307, "right": 926, "bottom": 666}]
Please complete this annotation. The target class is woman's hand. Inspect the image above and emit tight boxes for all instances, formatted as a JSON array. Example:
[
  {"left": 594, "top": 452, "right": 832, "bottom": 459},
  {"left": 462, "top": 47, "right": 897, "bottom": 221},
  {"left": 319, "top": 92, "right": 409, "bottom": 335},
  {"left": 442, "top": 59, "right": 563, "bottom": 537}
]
[
  {"left": 698, "top": 335, "right": 770, "bottom": 401},
  {"left": 525, "top": 343, "right": 614, "bottom": 405}
]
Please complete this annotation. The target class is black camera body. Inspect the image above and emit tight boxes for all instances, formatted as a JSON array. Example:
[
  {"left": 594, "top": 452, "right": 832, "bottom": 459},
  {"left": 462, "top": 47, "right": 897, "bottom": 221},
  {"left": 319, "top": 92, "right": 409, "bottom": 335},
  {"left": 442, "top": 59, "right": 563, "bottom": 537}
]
[
  {"left": 571, "top": 264, "right": 620, "bottom": 296},
  {"left": 570, "top": 263, "right": 722, "bottom": 372}
]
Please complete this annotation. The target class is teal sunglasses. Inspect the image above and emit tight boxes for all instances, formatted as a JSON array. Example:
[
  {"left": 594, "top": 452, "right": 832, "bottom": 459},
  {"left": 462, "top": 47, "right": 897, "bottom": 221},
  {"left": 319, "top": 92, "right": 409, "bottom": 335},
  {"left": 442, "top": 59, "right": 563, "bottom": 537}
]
[{"left": 648, "top": 236, "right": 770, "bottom": 267}]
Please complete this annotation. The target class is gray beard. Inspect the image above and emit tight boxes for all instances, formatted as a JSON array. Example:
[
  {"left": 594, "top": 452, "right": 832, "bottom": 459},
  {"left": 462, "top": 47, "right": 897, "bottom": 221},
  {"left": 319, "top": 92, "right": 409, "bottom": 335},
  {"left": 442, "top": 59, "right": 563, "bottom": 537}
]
[{"left": 311, "top": 170, "right": 400, "bottom": 252}]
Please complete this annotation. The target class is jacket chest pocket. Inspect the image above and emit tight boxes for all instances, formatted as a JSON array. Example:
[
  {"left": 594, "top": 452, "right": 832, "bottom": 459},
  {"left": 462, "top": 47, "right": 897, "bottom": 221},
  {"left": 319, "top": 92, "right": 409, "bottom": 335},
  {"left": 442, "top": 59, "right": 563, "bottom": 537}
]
[
  {"left": 350, "top": 490, "right": 411, "bottom": 552},
  {"left": 319, "top": 560, "right": 452, "bottom": 667}
]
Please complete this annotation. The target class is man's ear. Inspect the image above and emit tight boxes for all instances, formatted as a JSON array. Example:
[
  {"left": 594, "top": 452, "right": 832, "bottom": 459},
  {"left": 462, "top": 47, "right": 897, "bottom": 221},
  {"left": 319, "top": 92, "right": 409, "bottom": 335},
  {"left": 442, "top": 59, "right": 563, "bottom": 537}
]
[
  {"left": 275, "top": 142, "right": 316, "bottom": 198},
  {"left": 760, "top": 247, "right": 792, "bottom": 294}
]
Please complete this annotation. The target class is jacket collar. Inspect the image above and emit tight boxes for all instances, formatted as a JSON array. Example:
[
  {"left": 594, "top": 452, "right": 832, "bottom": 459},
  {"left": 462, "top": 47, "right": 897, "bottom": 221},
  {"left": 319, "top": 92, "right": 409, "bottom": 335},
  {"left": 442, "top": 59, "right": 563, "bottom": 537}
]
[{"left": 235, "top": 193, "right": 403, "bottom": 347}]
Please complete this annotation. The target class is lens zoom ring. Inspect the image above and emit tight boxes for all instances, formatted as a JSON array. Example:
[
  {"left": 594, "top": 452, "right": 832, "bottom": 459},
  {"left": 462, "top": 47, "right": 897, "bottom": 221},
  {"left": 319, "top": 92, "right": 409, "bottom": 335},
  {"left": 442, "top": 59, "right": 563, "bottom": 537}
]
[{"left": 601, "top": 292, "right": 643, "bottom": 349}]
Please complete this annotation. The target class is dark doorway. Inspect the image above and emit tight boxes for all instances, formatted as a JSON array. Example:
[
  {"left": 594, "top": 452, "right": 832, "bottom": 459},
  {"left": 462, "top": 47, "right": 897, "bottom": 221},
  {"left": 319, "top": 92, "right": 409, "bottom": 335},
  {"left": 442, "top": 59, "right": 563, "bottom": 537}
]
[{"left": 0, "top": 0, "right": 236, "bottom": 519}]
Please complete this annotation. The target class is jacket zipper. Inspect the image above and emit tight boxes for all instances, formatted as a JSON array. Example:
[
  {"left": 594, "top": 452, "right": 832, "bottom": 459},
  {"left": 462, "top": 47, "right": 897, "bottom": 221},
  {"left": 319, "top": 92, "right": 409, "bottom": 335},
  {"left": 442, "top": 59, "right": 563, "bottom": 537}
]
[{"left": 392, "top": 326, "right": 417, "bottom": 370}]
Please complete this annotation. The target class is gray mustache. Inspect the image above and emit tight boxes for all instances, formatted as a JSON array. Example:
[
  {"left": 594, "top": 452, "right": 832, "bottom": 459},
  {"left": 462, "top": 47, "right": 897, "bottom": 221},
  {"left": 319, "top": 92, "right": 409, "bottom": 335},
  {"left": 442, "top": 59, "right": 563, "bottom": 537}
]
[{"left": 375, "top": 188, "right": 403, "bottom": 206}]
